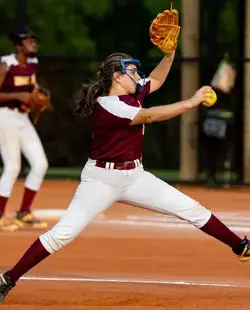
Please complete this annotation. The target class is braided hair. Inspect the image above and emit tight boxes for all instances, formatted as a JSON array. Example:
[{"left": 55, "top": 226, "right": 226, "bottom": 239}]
[{"left": 75, "top": 53, "right": 132, "bottom": 116}]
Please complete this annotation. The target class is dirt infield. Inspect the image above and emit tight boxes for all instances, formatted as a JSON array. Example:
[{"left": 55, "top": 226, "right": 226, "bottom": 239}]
[{"left": 1, "top": 180, "right": 250, "bottom": 309}]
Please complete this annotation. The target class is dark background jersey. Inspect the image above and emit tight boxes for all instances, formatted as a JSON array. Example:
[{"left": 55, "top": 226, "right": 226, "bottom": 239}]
[
  {"left": 89, "top": 80, "right": 151, "bottom": 162},
  {"left": 0, "top": 54, "right": 37, "bottom": 110}
]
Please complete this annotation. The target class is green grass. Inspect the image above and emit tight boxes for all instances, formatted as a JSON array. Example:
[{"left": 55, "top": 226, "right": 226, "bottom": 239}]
[{"left": 16, "top": 167, "right": 238, "bottom": 182}]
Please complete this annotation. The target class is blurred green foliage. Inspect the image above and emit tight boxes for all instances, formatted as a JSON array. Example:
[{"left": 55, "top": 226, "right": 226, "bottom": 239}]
[
  {"left": 0, "top": 0, "right": 239, "bottom": 58},
  {"left": 0, "top": 0, "right": 243, "bottom": 175}
]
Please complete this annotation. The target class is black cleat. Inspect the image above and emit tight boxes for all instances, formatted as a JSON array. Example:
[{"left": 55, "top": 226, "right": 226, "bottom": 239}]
[
  {"left": 233, "top": 236, "right": 250, "bottom": 263},
  {"left": 15, "top": 211, "right": 48, "bottom": 230},
  {"left": 0, "top": 272, "right": 15, "bottom": 304}
]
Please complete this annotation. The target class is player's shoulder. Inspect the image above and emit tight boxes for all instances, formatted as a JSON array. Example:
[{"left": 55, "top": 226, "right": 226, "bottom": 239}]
[
  {"left": 27, "top": 57, "right": 38, "bottom": 64},
  {"left": 138, "top": 78, "right": 150, "bottom": 87},
  {"left": 1, "top": 54, "right": 18, "bottom": 67},
  {"left": 136, "top": 78, "right": 151, "bottom": 97},
  {"left": 97, "top": 95, "right": 140, "bottom": 120},
  {"left": 98, "top": 95, "right": 133, "bottom": 109},
  {"left": 0, "top": 53, "right": 38, "bottom": 67},
  {"left": 97, "top": 96, "right": 122, "bottom": 112},
  {"left": 97, "top": 96, "right": 120, "bottom": 105}
]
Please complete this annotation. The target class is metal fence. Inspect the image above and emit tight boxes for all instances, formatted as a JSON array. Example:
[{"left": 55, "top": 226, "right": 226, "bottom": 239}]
[
  {"left": 0, "top": 0, "right": 246, "bottom": 184},
  {"left": 31, "top": 56, "right": 244, "bottom": 178},
  {"left": 34, "top": 56, "right": 182, "bottom": 170},
  {"left": 0, "top": 54, "right": 241, "bottom": 182}
]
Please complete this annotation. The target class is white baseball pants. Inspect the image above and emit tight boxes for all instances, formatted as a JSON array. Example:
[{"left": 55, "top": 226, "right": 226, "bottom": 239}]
[
  {"left": 0, "top": 108, "right": 48, "bottom": 197},
  {"left": 40, "top": 159, "right": 211, "bottom": 253}
]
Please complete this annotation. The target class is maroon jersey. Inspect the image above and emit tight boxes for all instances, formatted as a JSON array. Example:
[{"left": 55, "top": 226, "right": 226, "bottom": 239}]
[
  {"left": 0, "top": 54, "right": 38, "bottom": 110},
  {"left": 89, "top": 79, "right": 151, "bottom": 162}
]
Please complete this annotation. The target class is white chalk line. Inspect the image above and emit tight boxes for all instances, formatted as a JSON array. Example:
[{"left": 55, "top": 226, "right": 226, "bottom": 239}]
[
  {"left": 5, "top": 210, "right": 250, "bottom": 291},
  {"left": 34, "top": 209, "right": 250, "bottom": 221},
  {"left": 33, "top": 209, "right": 250, "bottom": 232},
  {"left": 19, "top": 275, "right": 250, "bottom": 289},
  {"left": 97, "top": 220, "right": 250, "bottom": 233}
]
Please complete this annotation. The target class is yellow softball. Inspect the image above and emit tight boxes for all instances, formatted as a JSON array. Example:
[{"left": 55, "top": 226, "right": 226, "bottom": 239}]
[{"left": 202, "top": 90, "right": 217, "bottom": 107}]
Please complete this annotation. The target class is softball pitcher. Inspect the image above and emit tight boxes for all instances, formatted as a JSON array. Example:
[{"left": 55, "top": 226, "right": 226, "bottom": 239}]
[
  {"left": 0, "top": 9, "right": 249, "bottom": 303},
  {"left": 0, "top": 27, "right": 49, "bottom": 232}
]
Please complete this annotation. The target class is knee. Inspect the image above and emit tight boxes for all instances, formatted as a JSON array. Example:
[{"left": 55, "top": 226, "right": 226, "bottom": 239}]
[
  {"left": 32, "top": 157, "right": 48, "bottom": 176},
  {"left": 39, "top": 226, "right": 77, "bottom": 253},
  {"left": 40, "top": 157, "right": 49, "bottom": 175},
  {"left": 188, "top": 203, "right": 212, "bottom": 228}
]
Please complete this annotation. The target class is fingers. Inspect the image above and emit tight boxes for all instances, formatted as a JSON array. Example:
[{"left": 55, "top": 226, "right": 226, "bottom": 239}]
[
  {"left": 172, "top": 9, "right": 179, "bottom": 25},
  {"left": 170, "top": 9, "right": 179, "bottom": 25},
  {"left": 203, "top": 93, "right": 214, "bottom": 102},
  {"left": 199, "top": 85, "right": 213, "bottom": 92},
  {"left": 200, "top": 87, "right": 216, "bottom": 102},
  {"left": 193, "top": 86, "right": 216, "bottom": 105},
  {"left": 158, "top": 10, "right": 179, "bottom": 25},
  {"left": 161, "top": 10, "right": 171, "bottom": 24}
]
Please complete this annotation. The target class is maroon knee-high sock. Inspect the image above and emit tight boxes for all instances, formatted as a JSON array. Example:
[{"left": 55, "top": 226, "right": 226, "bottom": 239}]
[
  {"left": 18, "top": 188, "right": 37, "bottom": 213},
  {"left": 200, "top": 214, "right": 242, "bottom": 251},
  {"left": 7, "top": 239, "right": 50, "bottom": 283},
  {"left": 0, "top": 196, "right": 9, "bottom": 217}
]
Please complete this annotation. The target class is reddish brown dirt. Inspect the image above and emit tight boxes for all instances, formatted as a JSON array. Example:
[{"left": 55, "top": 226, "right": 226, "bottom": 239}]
[{"left": 1, "top": 181, "right": 250, "bottom": 309}]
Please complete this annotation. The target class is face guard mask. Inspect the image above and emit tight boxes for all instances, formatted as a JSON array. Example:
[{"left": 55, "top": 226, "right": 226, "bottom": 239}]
[{"left": 120, "top": 59, "right": 146, "bottom": 93}]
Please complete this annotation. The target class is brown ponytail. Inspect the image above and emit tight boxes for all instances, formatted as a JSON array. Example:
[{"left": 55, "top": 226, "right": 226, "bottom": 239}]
[
  {"left": 75, "top": 52, "right": 132, "bottom": 116},
  {"left": 75, "top": 79, "right": 105, "bottom": 116}
]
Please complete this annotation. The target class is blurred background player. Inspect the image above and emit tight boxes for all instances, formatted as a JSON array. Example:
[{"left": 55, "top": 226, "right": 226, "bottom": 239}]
[
  {"left": 0, "top": 27, "right": 49, "bottom": 232},
  {"left": 202, "top": 55, "right": 236, "bottom": 188}
]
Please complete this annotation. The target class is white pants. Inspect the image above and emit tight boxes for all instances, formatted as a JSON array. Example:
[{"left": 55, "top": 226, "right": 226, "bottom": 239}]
[
  {"left": 40, "top": 159, "right": 211, "bottom": 253},
  {"left": 0, "top": 108, "right": 48, "bottom": 197}
]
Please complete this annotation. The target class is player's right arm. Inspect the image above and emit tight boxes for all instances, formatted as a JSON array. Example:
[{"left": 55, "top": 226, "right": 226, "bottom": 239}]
[
  {"left": 130, "top": 86, "right": 213, "bottom": 126},
  {"left": 0, "top": 63, "right": 31, "bottom": 103}
]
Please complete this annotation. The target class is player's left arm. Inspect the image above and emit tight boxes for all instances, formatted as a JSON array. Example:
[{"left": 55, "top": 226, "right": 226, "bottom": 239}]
[{"left": 148, "top": 52, "right": 175, "bottom": 94}]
